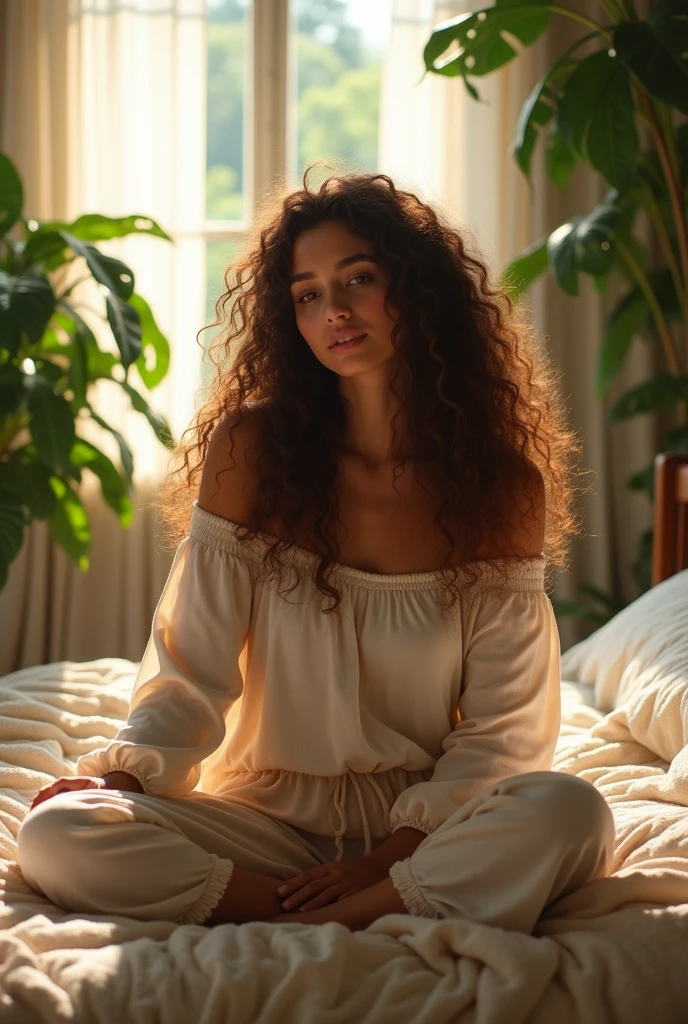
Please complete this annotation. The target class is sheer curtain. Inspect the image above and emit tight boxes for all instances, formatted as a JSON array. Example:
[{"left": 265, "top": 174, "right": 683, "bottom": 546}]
[
  {"left": 0, "top": 0, "right": 207, "bottom": 671},
  {"left": 378, "top": 0, "right": 658, "bottom": 648}
]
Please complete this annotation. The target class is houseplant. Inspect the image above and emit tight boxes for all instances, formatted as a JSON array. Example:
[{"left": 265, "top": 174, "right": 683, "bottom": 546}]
[
  {"left": 423, "top": 0, "right": 687, "bottom": 619},
  {"left": 0, "top": 153, "right": 175, "bottom": 589}
]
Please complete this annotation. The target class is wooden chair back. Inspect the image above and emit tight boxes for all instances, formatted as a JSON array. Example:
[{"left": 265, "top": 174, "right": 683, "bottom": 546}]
[{"left": 652, "top": 453, "right": 688, "bottom": 586}]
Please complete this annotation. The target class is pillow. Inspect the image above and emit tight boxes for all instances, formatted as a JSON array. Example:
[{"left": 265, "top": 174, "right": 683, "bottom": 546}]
[{"left": 560, "top": 569, "right": 688, "bottom": 713}]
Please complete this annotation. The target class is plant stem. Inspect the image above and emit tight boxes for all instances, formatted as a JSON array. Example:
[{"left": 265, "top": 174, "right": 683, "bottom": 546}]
[
  {"left": 549, "top": 5, "right": 611, "bottom": 37},
  {"left": 56, "top": 275, "right": 92, "bottom": 302},
  {"left": 617, "top": 239, "right": 681, "bottom": 375},
  {"left": 596, "top": 0, "right": 624, "bottom": 22},
  {"left": 636, "top": 91, "right": 688, "bottom": 367},
  {"left": 641, "top": 184, "right": 686, "bottom": 314}
]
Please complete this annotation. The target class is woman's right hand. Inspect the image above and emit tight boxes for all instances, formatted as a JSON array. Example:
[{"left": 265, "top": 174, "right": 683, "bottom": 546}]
[
  {"left": 29, "top": 771, "right": 144, "bottom": 812},
  {"left": 29, "top": 775, "right": 106, "bottom": 812}
]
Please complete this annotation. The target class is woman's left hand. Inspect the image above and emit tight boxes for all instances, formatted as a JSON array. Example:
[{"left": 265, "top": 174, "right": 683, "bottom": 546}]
[{"left": 276, "top": 856, "right": 388, "bottom": 913}]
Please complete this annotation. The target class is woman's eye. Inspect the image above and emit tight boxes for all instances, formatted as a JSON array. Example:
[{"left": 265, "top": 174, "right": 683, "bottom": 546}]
[{"left": 295, "top": 273, "right": 372, "bottom": 305}]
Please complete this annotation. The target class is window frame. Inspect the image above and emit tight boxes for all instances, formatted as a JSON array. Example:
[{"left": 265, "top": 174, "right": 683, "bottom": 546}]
[{"left": 203, "top": 0, "right": 290, "bottom": 248}]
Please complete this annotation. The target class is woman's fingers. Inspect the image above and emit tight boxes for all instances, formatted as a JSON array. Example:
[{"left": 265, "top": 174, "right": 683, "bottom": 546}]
[
  {"left": 280, "top": 872, "right": 336, "bottom": 910},
  {"left": 29, "top": 776, "right": 102, "bottom": 811},
  {"left": 297, "top": 885, "right": 349, "bottom": 912}
]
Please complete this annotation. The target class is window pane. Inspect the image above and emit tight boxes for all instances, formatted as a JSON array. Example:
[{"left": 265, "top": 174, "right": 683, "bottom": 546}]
[
  {"left": 289, "top": 0, "right": 393, "bottom": 188},
  {"left": 206, "top": 0, "right": 251, "bottom": 220}
]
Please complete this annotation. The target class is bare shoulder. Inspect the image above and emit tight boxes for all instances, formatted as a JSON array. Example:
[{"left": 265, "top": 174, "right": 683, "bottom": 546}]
[
  {"left": 476, "top": 460, "right": 546, "bottom": 560},
  {"left": 197, "top": 403, "right": 268, "bottom": 524}
]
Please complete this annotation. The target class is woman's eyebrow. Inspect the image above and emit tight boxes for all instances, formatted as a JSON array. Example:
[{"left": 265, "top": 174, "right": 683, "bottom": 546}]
[{"left": 289, "top": 253, "right": 378, "bottom": 285}]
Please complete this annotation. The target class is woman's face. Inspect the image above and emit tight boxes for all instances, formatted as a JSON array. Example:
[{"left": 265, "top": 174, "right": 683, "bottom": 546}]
[{"left": 289, "top": 220, "right": 400, "bottom": 377}]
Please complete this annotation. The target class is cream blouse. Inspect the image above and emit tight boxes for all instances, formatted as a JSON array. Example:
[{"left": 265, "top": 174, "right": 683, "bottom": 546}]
[{"left": 76, "top": 502, "right": 561, "bottom": 860}]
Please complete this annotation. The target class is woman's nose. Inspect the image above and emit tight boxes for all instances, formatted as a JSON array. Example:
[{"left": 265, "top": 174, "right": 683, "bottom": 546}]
[{"left": 326, "top": 300, "right": 351, "bottom": 321}]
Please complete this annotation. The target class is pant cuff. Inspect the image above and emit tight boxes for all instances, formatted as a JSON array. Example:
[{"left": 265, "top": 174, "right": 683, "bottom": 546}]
[
  {"left": 389, "top": 858, "right": 443, "bottom": 919},
  {"left": 178, "top": 855, "right": 235, "bottom": 925}
]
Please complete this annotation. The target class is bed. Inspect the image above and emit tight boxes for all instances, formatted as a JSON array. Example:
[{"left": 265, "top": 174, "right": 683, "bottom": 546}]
[{"left": 1, "top": 456, "right": 687, "bottom": 1023}]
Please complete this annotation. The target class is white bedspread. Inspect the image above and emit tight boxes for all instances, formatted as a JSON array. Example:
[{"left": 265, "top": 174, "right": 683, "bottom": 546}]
[{"left": 0, "top": 655, "right": 687, "bottom": 1023}]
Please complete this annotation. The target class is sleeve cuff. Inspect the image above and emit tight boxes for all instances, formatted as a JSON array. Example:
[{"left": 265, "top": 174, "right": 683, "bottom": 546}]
[
  {"left": 389, "top": 818, "right": 437, "bottom": 836},
  {"left": 99, "top": 764, "right": 152, "bottom": 794},
  {"left": 76, "top": 748, "right": 157, "bottom": 795}
]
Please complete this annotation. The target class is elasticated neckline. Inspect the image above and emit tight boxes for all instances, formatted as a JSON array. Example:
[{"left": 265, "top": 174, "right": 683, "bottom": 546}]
[{"left": 190, "top": 502, "right": 546, "bottom": 592}]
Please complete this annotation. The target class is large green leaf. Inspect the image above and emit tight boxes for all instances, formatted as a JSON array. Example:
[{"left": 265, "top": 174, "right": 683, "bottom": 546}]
[
  {"left": 500, "top": 235, "right": 548, "bottom": 301},
  {"left": 58, "top": 302, "right": 119, "bottom": 380},
  {"left": 423, "top": 1, "right": 550, "bottom": 95},
  {"left": 47, "top": 476, "right": 90, "bottom": 570},
  {"left": 130, "top": 293, "right": 170, "bottom": 389},
  {"left": 0, "top": 155, "right": 23, "bottom": 235},
  {"left": 545, "top": 128, "right": 578, "bottom": 188},
  {"left": 0, "top": 270, "right": 55, "bottom": 357},
  {"left": 608, "top": 372, "right": 688, "bottom": 422},
  {"left": 546, "top": 196, "right": 622, "bottom": 296},
  {"left": 0, "top": 364, "right": 26, "bottom": 420},
  {"left": 614, "top": 0, "right": 688, "bottom": 114},
  {"left": 42, "top": 212, "right": 172, "bottom": 244},
  {"left": 26, "top": 380, "right": 76, "bottom": 472},
  {"left": 0, "top": 489, "right": 24, "bottom": 589},
  {"left": 557, "top": 50, "right": 639, "bottom": 191},
  {"left": 0, "top": 447, "right": 57, "bottom": 519},
  {"left": 69, "top": 320, "right": 89, "bottom": 409},
  {"left": 19, "top": 230, "right": 70, "bottom": 272},
  {"left": 574, "top": 199, "right": 621, "bottom": 276},
  {"left": 88, "top": 408, "right": 134, "bottom": 485},
  {"left": 105, "top": 294, "right": 142, "bottom": 369},
  {"left": 546, "top": 217, "right": 583, "bottom": 296},
  {"left": 596, "top": 287, "right": 648, "bottom": 397},
  {"left": 68, "top": 439, "right": 134, "bottom": 527},
  {"left": 511, "top": 33, "right": 594, "bottom": 182},
  {"left": 121, "top": 380, "right": 175, "bottom": 449},
  {"left": 638, "top": 266, "right": 682, "bottom": 334},
  {"left": 59, "top": 232, "right": 135, "bottom": 301}
]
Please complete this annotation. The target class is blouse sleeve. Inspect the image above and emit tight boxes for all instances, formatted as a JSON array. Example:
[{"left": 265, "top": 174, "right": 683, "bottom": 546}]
[
  {"left": 387, "top": 581, "right": 561, "bottom": 835},
  {"left": 75, "top": 517, "right": 252, "bottom": 797}
]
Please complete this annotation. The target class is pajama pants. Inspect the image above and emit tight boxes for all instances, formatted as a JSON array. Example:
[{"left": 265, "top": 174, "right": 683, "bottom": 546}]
[{"left": 16, "top": 770, "right": 615, "bottom": 932}]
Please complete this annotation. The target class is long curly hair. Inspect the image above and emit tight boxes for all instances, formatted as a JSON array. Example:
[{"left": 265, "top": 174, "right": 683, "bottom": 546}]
[{"left": 157, "top": 165, "right": 581, "bottom": 620}]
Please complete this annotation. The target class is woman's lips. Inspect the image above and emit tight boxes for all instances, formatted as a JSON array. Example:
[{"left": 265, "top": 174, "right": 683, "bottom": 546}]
[{"left": 328, "top": 333, "right": 367, "bottom": 352}]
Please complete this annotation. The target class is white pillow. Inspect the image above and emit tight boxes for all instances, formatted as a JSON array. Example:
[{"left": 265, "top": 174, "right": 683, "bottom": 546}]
[{"left": 556, "top": 565, "right": 688, "bottom": 716}]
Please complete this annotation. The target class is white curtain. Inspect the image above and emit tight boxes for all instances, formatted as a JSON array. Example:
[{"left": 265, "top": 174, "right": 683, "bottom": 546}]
[
  {"left": 378, "top": 0, "right": 659, "bottom": 648},
  {"left": 0, "top": 0, "right": 207, "bottom": 670}
]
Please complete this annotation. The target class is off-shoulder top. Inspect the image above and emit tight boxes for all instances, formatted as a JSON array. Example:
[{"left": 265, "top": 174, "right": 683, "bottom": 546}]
[{"left": 76, "top": 501, "right": 561, "bottom": 860}]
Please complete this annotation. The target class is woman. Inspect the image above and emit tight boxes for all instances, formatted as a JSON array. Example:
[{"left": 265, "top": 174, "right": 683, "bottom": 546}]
[{"left": 17, "top": 168, "right": 615, "bottom": 932}]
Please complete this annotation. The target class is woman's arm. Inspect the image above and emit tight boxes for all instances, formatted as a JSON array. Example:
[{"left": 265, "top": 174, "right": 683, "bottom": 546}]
[
  {"left": 102, "top": 771, "right": 144, "bottom": 793},
  {"left": 366, "top": 826, "right": 428, "bottom": 871}
]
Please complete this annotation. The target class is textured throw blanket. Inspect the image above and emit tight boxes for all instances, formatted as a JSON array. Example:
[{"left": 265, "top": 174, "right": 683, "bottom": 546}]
[{"left": 0, "top": 644, "right": 687, "bottom": 1023}]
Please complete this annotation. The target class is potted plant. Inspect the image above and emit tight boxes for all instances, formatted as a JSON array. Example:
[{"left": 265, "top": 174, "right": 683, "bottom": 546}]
[
  {"left": 0, "top": 154, "right": 175, "bottom": 589},
  {"left": 423, "top": 0, "right": 687, "bottom": 619}
]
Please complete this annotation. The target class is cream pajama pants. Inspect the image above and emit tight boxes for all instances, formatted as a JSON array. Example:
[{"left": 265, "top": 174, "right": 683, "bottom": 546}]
[{"left": 17, "top": 770, "right": 615, "bottom": 932}]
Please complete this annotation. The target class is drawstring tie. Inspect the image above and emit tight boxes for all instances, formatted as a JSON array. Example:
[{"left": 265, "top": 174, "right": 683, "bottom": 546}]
[{"left": 330, "top": 769, "right": 392, "bottom": 861}]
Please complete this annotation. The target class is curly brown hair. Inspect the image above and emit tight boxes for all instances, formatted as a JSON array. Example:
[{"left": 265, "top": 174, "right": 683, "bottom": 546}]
[{"left": 157, "top": 165, "right": 580, "bottom": 620}]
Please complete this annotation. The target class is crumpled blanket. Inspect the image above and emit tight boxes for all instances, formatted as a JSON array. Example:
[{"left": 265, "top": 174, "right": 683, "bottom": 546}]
[{"left": 0, "top": 656, "right": 687, "bottom": 1024}]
